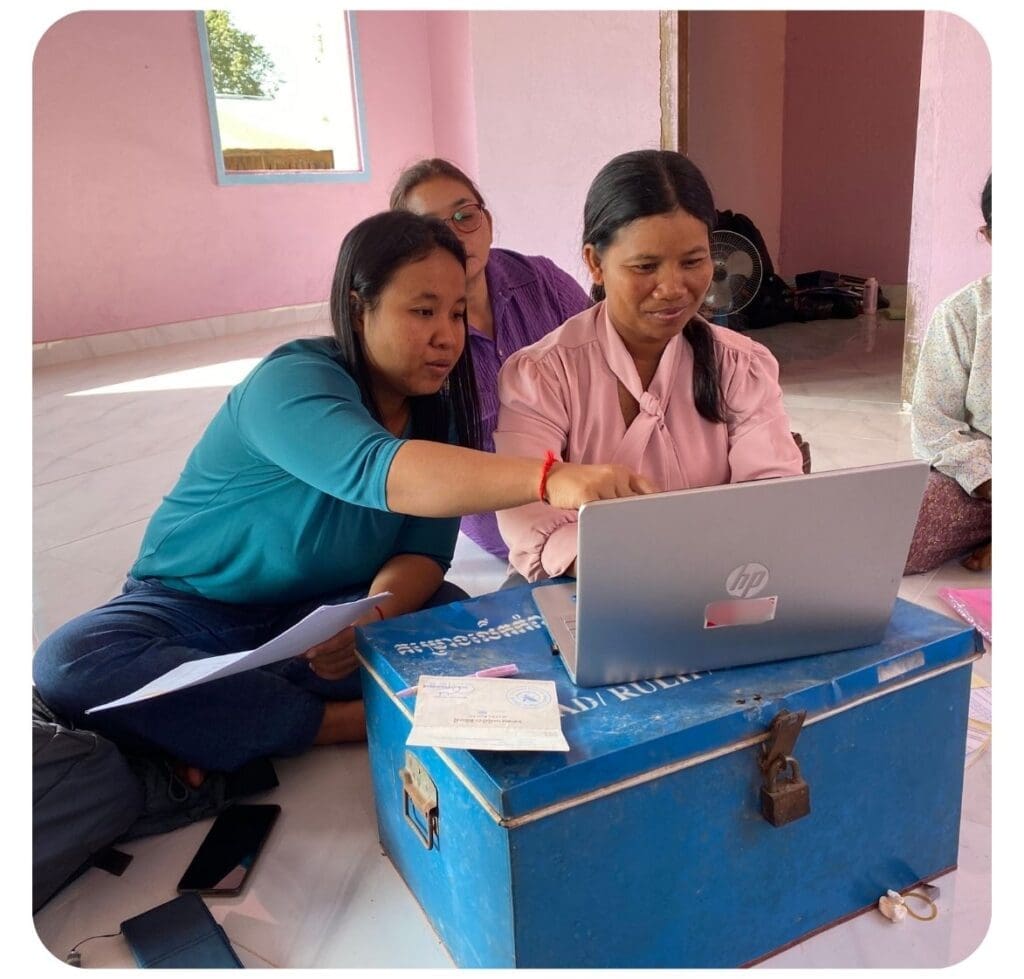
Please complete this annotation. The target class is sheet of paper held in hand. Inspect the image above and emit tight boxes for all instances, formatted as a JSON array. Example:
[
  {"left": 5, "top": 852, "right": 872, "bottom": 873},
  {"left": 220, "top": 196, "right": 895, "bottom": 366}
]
[
  {"left": 406, "top": 676, "right": 570, "bottom": 752},
  {"left": 85, "top": 593, "right": 390, "bottom": 714}
]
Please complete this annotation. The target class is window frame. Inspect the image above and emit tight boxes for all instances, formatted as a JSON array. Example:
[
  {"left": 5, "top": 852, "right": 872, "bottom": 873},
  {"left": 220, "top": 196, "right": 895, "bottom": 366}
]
[{"left": 195, "top": 9, "right": 371, "bottom": 186}]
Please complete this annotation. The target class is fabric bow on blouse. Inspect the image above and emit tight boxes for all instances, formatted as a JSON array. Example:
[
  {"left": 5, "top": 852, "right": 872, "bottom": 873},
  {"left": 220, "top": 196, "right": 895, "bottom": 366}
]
[{"left": 597, "top": 309, "right": 687, "bottom": 490}]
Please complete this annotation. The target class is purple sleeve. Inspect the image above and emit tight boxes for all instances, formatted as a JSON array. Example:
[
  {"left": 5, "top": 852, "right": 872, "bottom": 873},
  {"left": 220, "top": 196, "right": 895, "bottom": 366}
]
[{"left": 537, "top": 257, "right": 593, "bottom": 322}]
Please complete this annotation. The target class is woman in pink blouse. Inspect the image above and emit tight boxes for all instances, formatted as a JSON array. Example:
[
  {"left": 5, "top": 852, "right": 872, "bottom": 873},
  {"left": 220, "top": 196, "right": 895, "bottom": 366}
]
[{"left": 494, "top": 150, "right": 804, "bottom": 582}]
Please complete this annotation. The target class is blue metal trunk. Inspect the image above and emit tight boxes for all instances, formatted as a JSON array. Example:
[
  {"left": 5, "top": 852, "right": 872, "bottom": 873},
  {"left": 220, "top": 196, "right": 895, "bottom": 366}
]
[{"left": 356, "top": 585, "right": 979, "bottom": 968}]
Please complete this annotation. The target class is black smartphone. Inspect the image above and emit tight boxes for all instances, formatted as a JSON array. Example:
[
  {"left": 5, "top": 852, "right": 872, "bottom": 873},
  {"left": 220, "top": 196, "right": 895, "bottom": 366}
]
[{"left": 177, "top": 803, "right": 281, "bottom": 895}]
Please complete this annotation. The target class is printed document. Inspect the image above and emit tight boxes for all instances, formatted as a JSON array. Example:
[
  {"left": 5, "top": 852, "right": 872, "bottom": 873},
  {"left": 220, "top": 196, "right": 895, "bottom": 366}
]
[
  {"left": 86, "top": 593, "right": 389, "bottom": 714},
  {"left": 406, "top": 675, "right": 570, "bottom": 752}
]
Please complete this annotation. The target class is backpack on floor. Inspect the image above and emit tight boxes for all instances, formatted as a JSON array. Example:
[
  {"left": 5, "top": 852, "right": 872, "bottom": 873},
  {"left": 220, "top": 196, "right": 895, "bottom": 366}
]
[
  {"left": 32, "top": 688, "right": 145, "bottom": 912},
  {"left": 32, "top": 689, "right": 278, "bottom": 913}
]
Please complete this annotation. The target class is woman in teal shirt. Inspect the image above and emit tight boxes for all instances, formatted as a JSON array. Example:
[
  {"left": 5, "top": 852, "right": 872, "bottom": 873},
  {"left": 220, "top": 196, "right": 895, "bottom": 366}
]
[{"left": 33, "top": 211, "right": 652, "bottom": 777}]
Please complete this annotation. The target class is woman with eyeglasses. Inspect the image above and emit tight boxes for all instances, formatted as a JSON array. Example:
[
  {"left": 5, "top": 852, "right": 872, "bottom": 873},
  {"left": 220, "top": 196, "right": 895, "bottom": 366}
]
[
  {"left": 493, "top": 150, "right": 805, "bottom": 582},
  {"left": 32, "top": 210, "right": 653, "bottom": 780},
  {"left": 391, "top": 159, "right": 592, "bottom": 561}
]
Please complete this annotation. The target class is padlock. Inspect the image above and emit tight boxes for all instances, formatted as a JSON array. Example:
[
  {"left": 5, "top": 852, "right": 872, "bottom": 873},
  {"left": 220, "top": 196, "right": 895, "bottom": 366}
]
[{"left": 759, "top": 755, "right": 811, "bottom": 827}]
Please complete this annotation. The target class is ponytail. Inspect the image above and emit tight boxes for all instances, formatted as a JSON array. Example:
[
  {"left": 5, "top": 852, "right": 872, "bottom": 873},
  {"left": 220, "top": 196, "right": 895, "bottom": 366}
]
[{"left": 683, "top": 319, "right": 726, "bottom": 424}]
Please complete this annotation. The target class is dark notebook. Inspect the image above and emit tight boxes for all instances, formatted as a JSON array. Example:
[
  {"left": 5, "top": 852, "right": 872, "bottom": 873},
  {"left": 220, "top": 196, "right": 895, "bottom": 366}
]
[{"left": 120, "top": 893, "right": 243, "bottom": 968}]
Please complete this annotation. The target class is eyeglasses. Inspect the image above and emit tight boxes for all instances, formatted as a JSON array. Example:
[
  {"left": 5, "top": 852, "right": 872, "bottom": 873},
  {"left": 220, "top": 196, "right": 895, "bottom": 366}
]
[{"left": 443, "top": 203, "right": 484, "bottom": 235}]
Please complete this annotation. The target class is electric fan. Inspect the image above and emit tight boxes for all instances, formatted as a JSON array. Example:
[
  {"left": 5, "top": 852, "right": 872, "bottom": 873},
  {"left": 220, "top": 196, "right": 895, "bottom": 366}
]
[{"left": 702, "top": 230, "right": 764, "bottom": 323}]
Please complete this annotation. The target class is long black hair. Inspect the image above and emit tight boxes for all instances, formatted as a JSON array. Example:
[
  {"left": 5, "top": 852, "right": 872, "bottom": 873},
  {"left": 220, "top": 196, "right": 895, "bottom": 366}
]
[
  {"left": 583, "top": 149, "right": 725, "bottom": 424},
  {"left": 328, "top": 210, "right": 481, "bottom": 450}
]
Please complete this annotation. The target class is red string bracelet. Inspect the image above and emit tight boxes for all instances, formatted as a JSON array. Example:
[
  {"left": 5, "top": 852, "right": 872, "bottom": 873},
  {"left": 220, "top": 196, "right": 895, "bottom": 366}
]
[
  {"left": 538, "top": 450, "right": 557, "bottom": 502},
  {"left": 374, "top": 605, "right": 385, "bottom": 621}
]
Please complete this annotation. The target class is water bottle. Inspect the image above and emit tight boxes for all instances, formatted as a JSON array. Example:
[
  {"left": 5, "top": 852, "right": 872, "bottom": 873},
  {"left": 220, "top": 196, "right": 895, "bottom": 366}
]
[{"left": 862, "top": 277, "right": 879, "bottom": 314}]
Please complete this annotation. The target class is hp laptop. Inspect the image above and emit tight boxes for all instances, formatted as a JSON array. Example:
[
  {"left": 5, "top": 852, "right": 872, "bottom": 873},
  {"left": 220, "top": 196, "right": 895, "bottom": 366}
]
[{"left": 532, "top": 460, "right": 930, "bottom": 687}]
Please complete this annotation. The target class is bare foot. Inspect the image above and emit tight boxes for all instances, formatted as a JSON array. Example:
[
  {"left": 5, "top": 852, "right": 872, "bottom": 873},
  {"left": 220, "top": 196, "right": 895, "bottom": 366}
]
[
  {"left": 961, "top": 541, "right": 991, "bottom": 572},
  {"left": 313, "top": 700, "right": 367, "bottom": 745}
]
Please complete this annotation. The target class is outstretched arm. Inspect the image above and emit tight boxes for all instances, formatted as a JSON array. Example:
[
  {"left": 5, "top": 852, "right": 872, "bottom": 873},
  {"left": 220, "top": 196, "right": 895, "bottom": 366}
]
[
  {"left": 236, "top": 344, "right": 653, "bottom": 520},
  {"left": 386, "top": 442, "right": 652, "bottom": 519}
]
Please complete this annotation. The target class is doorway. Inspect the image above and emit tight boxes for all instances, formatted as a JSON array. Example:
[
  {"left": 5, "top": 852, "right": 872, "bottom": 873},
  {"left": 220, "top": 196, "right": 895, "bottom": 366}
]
[{"left": 661, "top": 10, "right": 925, "bottom": 469}]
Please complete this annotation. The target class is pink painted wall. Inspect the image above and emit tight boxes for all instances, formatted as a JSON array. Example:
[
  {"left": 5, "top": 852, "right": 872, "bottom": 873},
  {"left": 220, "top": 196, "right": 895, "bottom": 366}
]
[
  {"left": 687, "top": 11, "right": 787, "bottom": 266},
  {"left": 425, "top": 12, "right": 478, "bottom": 179},
  {"left": 468, "top": 11, "right": 662, "bottom": 287},
  {"left": 779, "top": 11, "right": 924, "bottom": 283},
  {"left": 33, "top": 11, "right": 471, "bottom": 343},
  {"left": 905, "top": 13, "right": 991, "bottom": 349}
]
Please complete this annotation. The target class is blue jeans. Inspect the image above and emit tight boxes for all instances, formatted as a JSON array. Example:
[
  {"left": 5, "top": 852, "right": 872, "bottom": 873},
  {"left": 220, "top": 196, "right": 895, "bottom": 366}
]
[{"left": 33, "top": 576, "right": 467, "bottom": 772}]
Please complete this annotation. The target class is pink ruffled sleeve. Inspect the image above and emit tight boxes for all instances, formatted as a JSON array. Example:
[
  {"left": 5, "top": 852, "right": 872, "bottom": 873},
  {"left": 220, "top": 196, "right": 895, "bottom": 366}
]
[
  {"left": 722, "top": 339, "right": 804, "bottom": 481},
  {"left": 493, "top": 351, "right": 579, "bottom": 581}
]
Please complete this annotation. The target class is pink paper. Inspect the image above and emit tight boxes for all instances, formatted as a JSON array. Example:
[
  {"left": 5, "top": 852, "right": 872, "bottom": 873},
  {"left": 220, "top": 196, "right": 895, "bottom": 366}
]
[{"left": 938, "top": 588, "right": 992, "bottom": 643}]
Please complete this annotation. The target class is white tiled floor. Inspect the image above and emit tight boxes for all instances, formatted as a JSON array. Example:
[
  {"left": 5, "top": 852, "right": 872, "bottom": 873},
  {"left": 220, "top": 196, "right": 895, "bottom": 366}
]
[{"left": 31, "top": 312, "right": 991, "bottom": 969}]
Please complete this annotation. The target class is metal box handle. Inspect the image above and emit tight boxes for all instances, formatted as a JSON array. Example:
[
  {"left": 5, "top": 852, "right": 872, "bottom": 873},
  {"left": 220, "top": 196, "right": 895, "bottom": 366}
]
[{"left": 400, "top": 752, "right": 439, "bottom": 849}]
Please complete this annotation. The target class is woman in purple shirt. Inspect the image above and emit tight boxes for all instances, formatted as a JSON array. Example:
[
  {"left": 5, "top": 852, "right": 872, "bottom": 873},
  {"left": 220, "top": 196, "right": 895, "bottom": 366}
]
[{"left": 390, "top": 159, "right": 592, "bottom": 559}]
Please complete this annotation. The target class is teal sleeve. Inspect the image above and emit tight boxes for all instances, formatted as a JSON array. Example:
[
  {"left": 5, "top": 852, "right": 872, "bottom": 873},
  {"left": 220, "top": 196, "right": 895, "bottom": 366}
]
[
  {"left": 394, "top": 515, "right": 460, "bottom": 573},
  {"left": 393, "top": 412, "right": 459, "bottom": 571},
  {"left": 231, "top": 348, "right": 403, "bottom": 511}
]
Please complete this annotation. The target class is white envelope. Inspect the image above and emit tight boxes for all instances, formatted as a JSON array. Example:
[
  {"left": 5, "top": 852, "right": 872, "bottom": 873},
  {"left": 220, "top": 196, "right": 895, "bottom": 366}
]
[{"left": 406, "top": 675, "right": 569, "bottom": 752}]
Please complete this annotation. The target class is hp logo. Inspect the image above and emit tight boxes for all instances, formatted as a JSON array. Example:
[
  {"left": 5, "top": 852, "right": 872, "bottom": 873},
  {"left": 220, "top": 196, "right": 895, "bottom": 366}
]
[{"left": 726, "top": 563, "right": 770, "bottom": 598}]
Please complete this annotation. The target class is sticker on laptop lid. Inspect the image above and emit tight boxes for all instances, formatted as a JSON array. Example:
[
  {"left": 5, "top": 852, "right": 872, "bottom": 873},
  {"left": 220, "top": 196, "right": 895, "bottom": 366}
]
[{"left": 704, "top": 596, "right": 778, "bottom": 629}]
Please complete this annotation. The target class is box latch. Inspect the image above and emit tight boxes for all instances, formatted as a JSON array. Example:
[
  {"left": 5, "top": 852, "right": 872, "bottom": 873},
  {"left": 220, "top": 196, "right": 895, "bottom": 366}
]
[
  {"left": 400, "top": 751, "right": 439, "bottom": 849},
  {"left": 758, "top": 709, "right": 811, "bottom": 827}
]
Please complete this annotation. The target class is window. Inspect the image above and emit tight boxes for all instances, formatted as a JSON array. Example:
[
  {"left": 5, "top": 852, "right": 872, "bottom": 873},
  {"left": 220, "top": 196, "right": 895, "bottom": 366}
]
[{"left": 196, "top": 8, "right": 369, "bottom": 185}]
